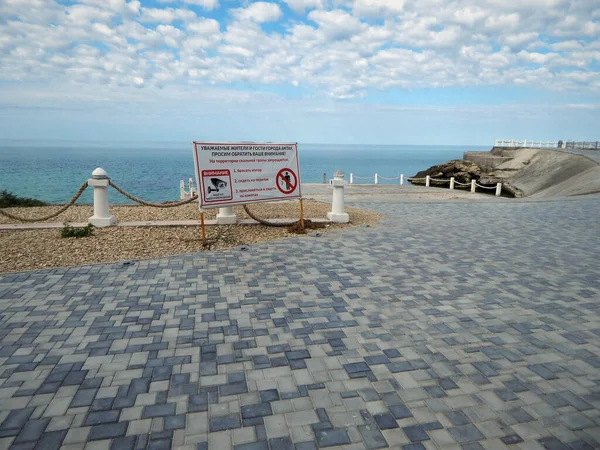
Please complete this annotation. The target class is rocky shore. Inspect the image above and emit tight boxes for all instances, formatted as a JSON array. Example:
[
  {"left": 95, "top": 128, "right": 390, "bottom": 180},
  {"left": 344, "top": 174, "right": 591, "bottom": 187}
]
[{"left": 407, "top": 146, "right": 600, "bottom": 198}]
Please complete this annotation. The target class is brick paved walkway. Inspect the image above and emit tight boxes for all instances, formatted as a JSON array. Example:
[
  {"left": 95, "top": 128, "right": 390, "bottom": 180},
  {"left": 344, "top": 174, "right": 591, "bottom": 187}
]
[{"left": 1, "top": 194, "right": 599, "bottom": 450}]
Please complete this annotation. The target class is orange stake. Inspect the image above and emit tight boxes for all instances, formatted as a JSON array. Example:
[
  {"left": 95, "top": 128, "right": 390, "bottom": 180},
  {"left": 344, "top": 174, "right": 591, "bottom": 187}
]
[
  {"left": 299, "top": 198, "right": 305, "bottom": 229},
  {"left": 200, "top": 212, "right": 207, "bottom": 247}
]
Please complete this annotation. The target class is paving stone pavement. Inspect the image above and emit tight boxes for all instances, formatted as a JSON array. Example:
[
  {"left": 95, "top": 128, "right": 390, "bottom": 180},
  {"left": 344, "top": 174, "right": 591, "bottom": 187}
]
[{"left": 1, "top": 193, "right": 600, "bottom": 450}]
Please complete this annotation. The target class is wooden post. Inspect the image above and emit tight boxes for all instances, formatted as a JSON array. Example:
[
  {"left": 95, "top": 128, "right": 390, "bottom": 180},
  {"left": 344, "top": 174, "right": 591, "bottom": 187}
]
[
  {"left": 200, "top": 211, "right": 207, "bottom": 247},
  {"left": 299, "top": 198, "right": 305, "bottom": 229}
]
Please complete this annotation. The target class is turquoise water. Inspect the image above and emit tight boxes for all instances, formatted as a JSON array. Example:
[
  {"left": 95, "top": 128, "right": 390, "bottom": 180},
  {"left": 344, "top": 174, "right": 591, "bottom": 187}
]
[{"left": 0, "top": 141, "right": 488, "bottom": 204}]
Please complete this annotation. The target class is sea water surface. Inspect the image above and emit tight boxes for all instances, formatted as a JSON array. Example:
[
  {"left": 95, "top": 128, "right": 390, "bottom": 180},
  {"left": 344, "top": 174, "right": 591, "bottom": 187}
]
[{"left": 0, "top": 141, "right": 488, "bottom": 204}]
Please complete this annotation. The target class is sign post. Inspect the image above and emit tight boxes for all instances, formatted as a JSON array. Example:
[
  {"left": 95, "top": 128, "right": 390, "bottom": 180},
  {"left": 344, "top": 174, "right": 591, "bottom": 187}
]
[{"left": 192, "top": 142, "right": 302, "bottom": 209}]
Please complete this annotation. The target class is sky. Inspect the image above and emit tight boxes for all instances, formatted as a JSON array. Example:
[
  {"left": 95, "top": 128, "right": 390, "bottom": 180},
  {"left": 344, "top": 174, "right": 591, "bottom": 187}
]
[{"left": 0, "top": 0, "right": 599, "bottom": 145}]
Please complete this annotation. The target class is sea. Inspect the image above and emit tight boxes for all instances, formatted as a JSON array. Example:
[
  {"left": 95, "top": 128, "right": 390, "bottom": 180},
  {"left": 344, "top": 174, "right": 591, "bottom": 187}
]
[{"left": 0, "top": 141, "right": 489, "bottom": 204}]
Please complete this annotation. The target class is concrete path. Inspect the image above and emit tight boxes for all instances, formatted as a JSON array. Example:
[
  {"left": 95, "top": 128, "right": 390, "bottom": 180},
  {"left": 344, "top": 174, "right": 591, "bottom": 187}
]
[{"left": 0, "top": 192, "right": 599, "bottom": 450}]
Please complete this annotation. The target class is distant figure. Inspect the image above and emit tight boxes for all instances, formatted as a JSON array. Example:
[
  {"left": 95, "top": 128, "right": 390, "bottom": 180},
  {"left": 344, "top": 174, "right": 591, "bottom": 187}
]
[{"left": 558, "top": 140, "right": 563, "bottom": 148}]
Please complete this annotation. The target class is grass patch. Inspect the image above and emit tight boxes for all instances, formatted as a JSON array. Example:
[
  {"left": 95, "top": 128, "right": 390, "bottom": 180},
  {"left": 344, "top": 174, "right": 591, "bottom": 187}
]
[
  {"left": 0, "top": 190, "right": 47, "bottom": 208},
  {"left": 61, "top": 223, "right": 94, "bottom": 238}
]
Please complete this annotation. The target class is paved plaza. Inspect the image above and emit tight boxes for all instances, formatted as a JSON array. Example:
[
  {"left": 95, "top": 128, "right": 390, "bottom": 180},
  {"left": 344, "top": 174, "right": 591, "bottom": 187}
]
[{"left": 0, "top": 191, "right": 599, "bottom": 450}]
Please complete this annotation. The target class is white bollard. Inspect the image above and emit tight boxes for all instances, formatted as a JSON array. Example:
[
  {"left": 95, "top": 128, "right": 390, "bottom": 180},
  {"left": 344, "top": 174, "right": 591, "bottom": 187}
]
[
  {"left": 374, "top": 173, "right": 378, "bottom": 184},
  {"left": 327, "top": 170, "right": 349, "bottom": 223},
  {"left": 450, "top": 177, "right": 455, "bottom": 190},
  {"left": 425, "top": 175, "right": 430, "bottom": 187},
  {"left": 471, "top": 179, "right": 476, "bottom": 193},
  {"left": 88, "top": 168, "right": 116, "bottom": 227},
  {"left": 350, "top": 173, "right": 353, "bottom": 184},
  {"left": 400, "top": 174, "right": 404, "bottom": 185},
  {"left": 180, "top": 180, "right": 186, "bottom": 200},
  {"left": 496, "top": 183, "right": 502, "bottom": 196},
  {"left": 189, "top": 178, "right": 195, "bottom": 197},
  {"left": 216, "top": 206, "right": 237, "bottom": 225}
]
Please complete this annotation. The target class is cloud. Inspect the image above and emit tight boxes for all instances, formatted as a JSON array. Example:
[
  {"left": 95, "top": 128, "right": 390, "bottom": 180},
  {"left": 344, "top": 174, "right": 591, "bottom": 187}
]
[
  {"left": 283, "top": 0, "right": 325, "bottom": 14},
  {"left": 231, "top": 2, "right": 283, "bottom": 23},
  {"left": 0, "top": 0, "right": 599, "bottom": 102},
  {"left": 158, "top": 0, "right": 219, "bottom": 10},
  {"left": 139, "top": 7, "right": 197, "bottom": 23}
]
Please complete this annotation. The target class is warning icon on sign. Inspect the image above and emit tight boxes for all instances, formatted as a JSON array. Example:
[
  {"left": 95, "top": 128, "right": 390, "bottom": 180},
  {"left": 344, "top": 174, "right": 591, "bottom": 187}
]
[
  {"left": 276, "top": 168, "right": 297, "bottom": 195},
  {"left": 202, "top": 169, "right": 233, "bottom": 202}
]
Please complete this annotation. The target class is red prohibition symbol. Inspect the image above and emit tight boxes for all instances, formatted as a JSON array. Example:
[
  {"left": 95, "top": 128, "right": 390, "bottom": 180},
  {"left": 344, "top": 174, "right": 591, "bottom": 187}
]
[{"left": 276, "top": 168, "right": 298, "bottom": 194}]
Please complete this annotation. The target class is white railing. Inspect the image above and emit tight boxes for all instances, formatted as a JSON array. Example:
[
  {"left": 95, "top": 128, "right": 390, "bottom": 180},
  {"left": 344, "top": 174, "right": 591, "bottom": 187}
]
[
  {"left": 180, "top": 178, "right": 197, "bottom": 200},
  {"left": 494, "top": 139, "right": 557, "bottom": 148},
  {"left": 350, "top": 173, "right": 405, "bottom": 185},
  {"left": 409, "top": 176, "right": 503, "bottom": 196},
  {"left": 349, "top": 173, "right": 502, "bottom": 195}
]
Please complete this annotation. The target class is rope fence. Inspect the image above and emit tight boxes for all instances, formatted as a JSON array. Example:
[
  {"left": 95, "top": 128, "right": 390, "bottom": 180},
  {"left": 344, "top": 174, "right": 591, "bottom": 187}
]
[
  {"left": 108, "top": 181, "right": 198, "bottom": 208},
  {"left": 0, "top": 182, "right": 89, "bottom": 222}
]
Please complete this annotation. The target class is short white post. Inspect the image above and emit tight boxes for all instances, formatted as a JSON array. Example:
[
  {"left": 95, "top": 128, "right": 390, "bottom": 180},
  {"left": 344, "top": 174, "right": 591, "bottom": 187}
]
[
  {"left": 189, "top": 178, "right": 195, "bottom": 197},
  {"left": 524, "top": 139, "right": 527, "bottom": 147},
  {"left": 350, "top": 173, "right": 353, "bottom": 184},
  {"left": 425, "top": 175, "right": 430, "bottom": 187},
  {"left": 180, "top": 180, "right": 186, "bottom": 200},
  {"left": 374, "top": 173, "right": 378, "bottom": 184},
  {"left": 400, "top": 174, "right": 404, "bottom": 185},
  {"left": 471, "top": 179, "right": 476, "bottom": 193},
  {"left": 88, "top": 168, "right": 116, "bottom": 227},
  {"left": 450, "top": 177, "right": 455, "bottom": 190},
  {"left": 496, "top": 183, "right": 502, "bottom": 196},
  {"left": 327, "top": 170, "right": 349, "bottom": 223},
  {"left": 216, "top": 206, "right": 237, "bottom": 225}
]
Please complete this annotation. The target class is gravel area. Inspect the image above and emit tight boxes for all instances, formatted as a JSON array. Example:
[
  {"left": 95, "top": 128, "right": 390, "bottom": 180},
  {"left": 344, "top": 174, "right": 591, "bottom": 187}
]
[
  {"left": 1, "top": 199, "right": 349, "bottom": 223},
  {"left": 0, "top": 200, "right": 381, "bottom": 273}
]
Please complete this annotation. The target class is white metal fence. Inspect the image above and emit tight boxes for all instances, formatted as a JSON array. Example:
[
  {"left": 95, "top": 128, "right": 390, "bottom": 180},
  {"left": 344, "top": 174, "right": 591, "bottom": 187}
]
[
  {"left": 494, "top": 140, "right": 557, "bottom": 148},
  {"left": 349, "top": 173, "right": 502, "bottom": 195}
]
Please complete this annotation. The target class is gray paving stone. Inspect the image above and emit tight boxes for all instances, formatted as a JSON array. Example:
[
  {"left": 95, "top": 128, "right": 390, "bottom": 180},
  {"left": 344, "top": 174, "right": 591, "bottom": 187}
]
[
  {"left": 89, "top": 422, "right": 128, "bottom": 440},
  {"left": 234, "top": 442, "right": 268, "bottom": 450},
  {"left": 447, "top": 425, "right": 485, "bottom": 444},
  {"left": 403, "top": 426, "right": 429, "bottom": 442},
  {"left": 268, "top": 436, "right": 293, "bottom": 450},
  {"left": 501, "top": 434, "right": 524, "bottom": 445},
  {"left": 84, "top": 410, "right": 120, "bottom": 426},
  {"left": 35, "top": 430, "right": 67, "bottom": 450},
  {"left": 389, "top": 405, "right": 413, "bottom": 420},
  {"left": 142, "top": 403, "right": 176, "bottom": 419},
  {"left": 13, "top": 419, "right": 50, "bottom": 443},
  {"left": 241, "top": 403, "right": 273, "bottom": 419},
  {"left": 260, "top": 389, "right": 280, "bottom": 402},
  {"left": 313, "top": 428, "right": 351, "bottom": 447},
  {"left": 209, "top": 414, "right": 241, "bottom": 432},
  {"left": 537, "top": 436, "right": 570, "bottom": 450},
  {"left": 373, "top": 413, "right": 398, "bottom": 430}
]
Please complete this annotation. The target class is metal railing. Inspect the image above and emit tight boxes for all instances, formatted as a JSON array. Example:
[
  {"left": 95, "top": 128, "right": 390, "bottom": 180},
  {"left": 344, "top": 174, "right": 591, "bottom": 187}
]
[
  {"left": 494, "top": 140, "right": 557, "bottom": 148},
  {"left": 564, "top": 141, "right": 600, "bottom": 150},
  {"left": 349, "top": 173, "right": 405, "bottom": 185}
]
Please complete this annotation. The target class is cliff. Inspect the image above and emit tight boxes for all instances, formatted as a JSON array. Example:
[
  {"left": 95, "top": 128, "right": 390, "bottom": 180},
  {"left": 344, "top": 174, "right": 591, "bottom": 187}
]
[{"left": 410, "top": 148, "right": 600, "bottom": 198}]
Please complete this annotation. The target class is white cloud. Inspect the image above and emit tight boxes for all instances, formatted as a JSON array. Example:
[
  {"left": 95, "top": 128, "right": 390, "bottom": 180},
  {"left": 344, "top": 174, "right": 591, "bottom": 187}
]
[
  {"left": 231, "top": 2, "right": 283, "bottom": 23},
  {"left": 139, "top": 7, "right": 197, "bottom": 23},
  {"left": 0, "top": 0, "right": 599, "bottom": 102},
  {"left": 307, "top": 9, "right": 365, "bottom": 40},
  {"left": 283, "top": 0, "right": 324, "bottom": 14},
  {"left": 158, "top": 0, "right": 219, "bottom": 10},
  {"left": 346, "top": 0, "right": 405, "bottom": 18}
]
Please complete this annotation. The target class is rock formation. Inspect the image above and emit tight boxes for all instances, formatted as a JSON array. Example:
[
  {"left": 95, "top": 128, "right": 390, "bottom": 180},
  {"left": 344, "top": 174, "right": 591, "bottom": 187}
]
[{"left": 409, "top": 160, "right": 483, "bottom": 185}]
